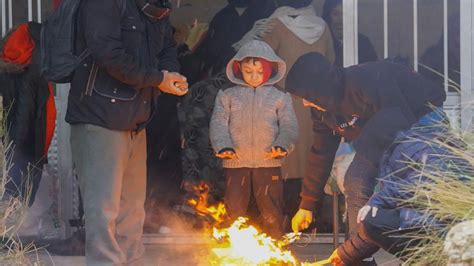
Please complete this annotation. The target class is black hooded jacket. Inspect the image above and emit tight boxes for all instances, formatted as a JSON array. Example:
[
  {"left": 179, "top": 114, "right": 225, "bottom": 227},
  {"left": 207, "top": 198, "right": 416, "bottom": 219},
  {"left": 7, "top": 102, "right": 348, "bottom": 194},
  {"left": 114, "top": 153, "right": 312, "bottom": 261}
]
[{"left": 286, "top": 54, "right": 446, "bottom": 210}]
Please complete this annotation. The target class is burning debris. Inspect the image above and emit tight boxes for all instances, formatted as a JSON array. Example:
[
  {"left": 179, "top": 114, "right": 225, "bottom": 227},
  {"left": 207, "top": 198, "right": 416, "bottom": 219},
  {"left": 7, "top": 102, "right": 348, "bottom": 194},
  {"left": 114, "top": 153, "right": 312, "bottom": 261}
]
[
  {"left": 186, "top": 182, "right": 307, "bottom": 266},
  {"left": 187, "top": 183, "right": 228, "bottom": 224},
  {"left": 211, "top": 217, "right": 298, "bottom": 265}
]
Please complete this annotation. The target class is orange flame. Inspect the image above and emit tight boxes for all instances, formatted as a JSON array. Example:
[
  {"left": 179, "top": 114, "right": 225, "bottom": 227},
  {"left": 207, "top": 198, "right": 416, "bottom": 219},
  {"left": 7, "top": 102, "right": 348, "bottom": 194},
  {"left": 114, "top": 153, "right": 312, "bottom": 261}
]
[
  {"left": 187, "top": 183, "right": 228, "bottom": 223},
  {"left": 187, "top": 182, "right": 303, "bottom": 265},
  {"left": 211, "top": 217, "right": 298, "bottom": 265}
]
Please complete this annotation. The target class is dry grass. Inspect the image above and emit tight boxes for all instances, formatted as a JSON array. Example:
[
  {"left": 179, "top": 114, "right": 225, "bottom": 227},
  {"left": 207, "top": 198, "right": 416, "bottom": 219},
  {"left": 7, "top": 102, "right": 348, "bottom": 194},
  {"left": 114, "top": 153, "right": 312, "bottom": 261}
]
[
  {"left": 0, "top": 105, "right": 41, "bottom": 264},
  {"left": 397, "top": 118, "right": 474, "bottom": 265}
]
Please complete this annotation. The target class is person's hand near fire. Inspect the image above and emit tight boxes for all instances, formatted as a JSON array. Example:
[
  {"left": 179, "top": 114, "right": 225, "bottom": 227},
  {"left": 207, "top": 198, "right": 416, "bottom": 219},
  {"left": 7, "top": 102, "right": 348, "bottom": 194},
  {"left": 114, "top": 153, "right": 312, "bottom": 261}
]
[
  {"left": 311, "top": 205, "right": 379, "bottom": 266},
  {"left": 159, "top": 70, "right": 189, "bottom": 96},
  {"left": 265, "top": 146, "right": 288, "bottom": 159},
  {"left": 291, "top": 209, "right": 313, "bottom": 232},
  {"left": 357, "top": 205, "right": 378, "bottom": 223},
  {"left": 216, "top": 148, "right": 238, "bottom": 159},
  {"left": 328, "top": 249, "right": 344, "bottom": 266}
]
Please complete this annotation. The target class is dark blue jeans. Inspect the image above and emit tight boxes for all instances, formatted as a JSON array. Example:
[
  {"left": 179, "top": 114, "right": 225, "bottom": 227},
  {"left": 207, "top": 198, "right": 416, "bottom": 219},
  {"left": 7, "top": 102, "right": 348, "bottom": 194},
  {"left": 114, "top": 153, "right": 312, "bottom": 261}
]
[
  {"left": 5, "top": 149, "right": 43, "bottom": 206},
  {"left": 343, "top": 152, "right": 378, "bottom": 237}
]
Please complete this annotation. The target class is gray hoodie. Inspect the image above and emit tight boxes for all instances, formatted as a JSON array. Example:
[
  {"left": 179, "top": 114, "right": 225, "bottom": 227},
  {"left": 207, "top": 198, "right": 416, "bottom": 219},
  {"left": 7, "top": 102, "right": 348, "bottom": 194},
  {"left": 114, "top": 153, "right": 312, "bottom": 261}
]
[{"left": 210, "top": 40, "right": 298, "bottom": 168}]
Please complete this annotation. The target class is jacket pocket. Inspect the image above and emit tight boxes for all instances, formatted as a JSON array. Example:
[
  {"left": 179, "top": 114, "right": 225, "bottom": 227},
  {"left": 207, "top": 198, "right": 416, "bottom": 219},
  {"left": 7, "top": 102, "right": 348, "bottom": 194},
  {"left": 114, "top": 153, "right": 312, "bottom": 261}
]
[
  {"left": 92, "top": 69, "right": 138, "bottom": 101},
  {"left": 120, "top": 17, "right": 144, "bottom": 55}
]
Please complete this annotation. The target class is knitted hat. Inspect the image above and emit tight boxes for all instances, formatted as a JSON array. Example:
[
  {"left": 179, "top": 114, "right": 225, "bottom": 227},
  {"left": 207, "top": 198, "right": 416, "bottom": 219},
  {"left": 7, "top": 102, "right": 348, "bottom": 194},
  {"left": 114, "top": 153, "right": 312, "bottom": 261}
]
[{"left": 286, "top": 52, "right": 344, "bottom": 112}]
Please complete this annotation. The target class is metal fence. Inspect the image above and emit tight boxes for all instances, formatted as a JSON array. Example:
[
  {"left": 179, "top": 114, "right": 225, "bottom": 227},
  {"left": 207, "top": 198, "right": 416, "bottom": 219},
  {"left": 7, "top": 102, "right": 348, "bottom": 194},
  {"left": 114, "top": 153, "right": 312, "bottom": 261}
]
[{"left": 343, "top": 0, "right": 472, "bottom": 130}]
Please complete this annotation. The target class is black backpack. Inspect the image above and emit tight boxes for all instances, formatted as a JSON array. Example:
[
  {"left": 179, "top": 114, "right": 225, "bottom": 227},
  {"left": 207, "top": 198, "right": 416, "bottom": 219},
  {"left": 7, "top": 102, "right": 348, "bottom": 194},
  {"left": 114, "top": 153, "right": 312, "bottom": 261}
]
[{"left": 40, "top": 0, "right": 125, "bottom": 83}]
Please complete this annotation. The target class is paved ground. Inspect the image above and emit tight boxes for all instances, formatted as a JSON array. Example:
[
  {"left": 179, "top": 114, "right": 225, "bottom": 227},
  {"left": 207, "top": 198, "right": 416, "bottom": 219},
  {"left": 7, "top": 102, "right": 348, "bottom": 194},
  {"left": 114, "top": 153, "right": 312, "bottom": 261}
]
[{"left": 33, "top": 243, "right": 401, "bottom": 265}]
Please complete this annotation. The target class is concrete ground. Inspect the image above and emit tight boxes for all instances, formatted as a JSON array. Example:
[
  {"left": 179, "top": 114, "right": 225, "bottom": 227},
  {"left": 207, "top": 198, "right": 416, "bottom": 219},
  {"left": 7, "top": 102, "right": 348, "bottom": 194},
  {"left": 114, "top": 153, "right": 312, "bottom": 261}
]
[{"left": 33, "top": 243, "right": 401, "bottom": 265}]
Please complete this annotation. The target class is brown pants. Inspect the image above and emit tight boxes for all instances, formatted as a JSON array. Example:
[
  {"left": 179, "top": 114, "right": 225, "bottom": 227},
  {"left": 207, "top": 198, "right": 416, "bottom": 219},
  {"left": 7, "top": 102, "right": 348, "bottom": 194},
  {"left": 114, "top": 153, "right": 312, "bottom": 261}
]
[
  {"left": 71, "top": 124, "right": 146, "bottom": 266},
  {"left": 224, "top": 167, "right": 284, "bottom": 238}
]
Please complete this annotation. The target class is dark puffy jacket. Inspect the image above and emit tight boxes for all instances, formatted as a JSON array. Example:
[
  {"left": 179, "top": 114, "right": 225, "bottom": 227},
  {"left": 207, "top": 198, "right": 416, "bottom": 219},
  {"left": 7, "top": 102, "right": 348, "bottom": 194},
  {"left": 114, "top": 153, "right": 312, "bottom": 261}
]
[
  {"left": 368, "top": 111, "right": 471, "bottom": 228},
  {"left": 66, "top": 0, "right": 179, "bottom": 131},
  {"left": 0, "top": 22, "right": 51, "bottom": 165},
  {"left": 0, "top": 22, "right": 54, "bottom": 205},
  {"left": 336, "top": 110, "right": 472, "bottom": 264},
  {"left": 291, "top": 61, "right": 446, "bottom": 210}
]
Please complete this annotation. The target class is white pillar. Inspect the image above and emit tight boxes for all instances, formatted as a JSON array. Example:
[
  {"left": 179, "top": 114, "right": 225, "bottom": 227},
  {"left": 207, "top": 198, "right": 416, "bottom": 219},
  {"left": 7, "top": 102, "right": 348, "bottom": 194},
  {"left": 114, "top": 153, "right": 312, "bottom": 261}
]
[
  {"left": 443, "top": 0, "right": 449, "bottom": 93},
  {"left": 7, "top": 0, "right": 12, "bottom": 29},
  {"left": 28, "top": 0, "right": 33, "bottom": 21},
  {"left": 1, "top": 0, "right": 6, "bottom": 36},
  {"left": 37, "top": 0, "right": 42, "bottom": 23},
  {"left": 460, "top": 0, "right": 473, "bottom": 130},
  {"left": 413, "top": 0, "right": 418, "bottom": 71},
  {"left": 383, "top": 0, "right": 388, "bottom": 59},
  {"left": 343, "top": 0, "right": 358, "bottom": 67}
]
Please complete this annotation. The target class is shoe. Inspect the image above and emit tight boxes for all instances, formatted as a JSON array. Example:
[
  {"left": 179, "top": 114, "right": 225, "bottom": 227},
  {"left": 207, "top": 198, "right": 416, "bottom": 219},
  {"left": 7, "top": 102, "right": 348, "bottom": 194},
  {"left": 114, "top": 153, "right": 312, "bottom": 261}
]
[{"left": 46, "top": 228, "right": 85, "bottom": 256}]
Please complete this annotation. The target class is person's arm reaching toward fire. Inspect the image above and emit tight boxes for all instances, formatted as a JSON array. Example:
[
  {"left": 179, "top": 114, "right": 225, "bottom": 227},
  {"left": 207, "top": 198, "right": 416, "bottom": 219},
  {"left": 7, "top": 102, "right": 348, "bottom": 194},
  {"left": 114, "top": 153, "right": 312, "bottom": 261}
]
[{"left": 292, "top": 110, "right": 341, "bottom": 232}]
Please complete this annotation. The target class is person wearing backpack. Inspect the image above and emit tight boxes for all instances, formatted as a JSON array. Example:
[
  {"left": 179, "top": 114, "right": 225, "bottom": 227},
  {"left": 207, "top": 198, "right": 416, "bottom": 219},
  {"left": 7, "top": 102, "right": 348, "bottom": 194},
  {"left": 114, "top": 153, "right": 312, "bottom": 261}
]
[{"left": 64, "top": 0, "right": 188, "bottom": 264}]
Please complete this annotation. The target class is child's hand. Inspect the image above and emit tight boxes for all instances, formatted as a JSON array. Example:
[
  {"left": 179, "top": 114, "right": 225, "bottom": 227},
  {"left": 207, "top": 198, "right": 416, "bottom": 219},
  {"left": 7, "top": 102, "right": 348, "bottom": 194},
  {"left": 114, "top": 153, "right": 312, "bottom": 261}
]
[
  {"left": 265, "top": 146, "right": 288, "bottom": 159},
  {"left": 216, "top": 148, "right": 237, "bottom": 159}
]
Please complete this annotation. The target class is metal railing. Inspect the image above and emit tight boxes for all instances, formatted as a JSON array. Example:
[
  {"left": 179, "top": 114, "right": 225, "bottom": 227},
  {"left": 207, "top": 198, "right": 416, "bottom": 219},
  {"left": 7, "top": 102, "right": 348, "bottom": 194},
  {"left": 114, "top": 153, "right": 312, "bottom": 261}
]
[
  {"left": 344, "top": 0, "right": 472, "bottom": 130},
  {"left": 1, "top": 0, "right": 43, "bottom": 36}
]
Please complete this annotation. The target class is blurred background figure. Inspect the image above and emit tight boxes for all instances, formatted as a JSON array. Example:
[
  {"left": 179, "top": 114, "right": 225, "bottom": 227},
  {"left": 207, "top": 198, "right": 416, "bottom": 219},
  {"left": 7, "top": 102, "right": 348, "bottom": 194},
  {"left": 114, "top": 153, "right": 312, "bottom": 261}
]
[{"left": 322, "top": 0, "right": 378, "bottom": 67}]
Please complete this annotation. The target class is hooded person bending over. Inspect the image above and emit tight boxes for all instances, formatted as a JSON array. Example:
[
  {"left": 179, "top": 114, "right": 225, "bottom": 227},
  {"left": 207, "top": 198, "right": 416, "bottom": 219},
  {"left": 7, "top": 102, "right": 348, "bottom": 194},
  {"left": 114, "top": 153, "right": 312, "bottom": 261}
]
[
  {"left": 286, "top": 53, "right": 446, "bottom": 245},
  {"left": 326, "top": 111, "right": 471, "bottom": 265}
]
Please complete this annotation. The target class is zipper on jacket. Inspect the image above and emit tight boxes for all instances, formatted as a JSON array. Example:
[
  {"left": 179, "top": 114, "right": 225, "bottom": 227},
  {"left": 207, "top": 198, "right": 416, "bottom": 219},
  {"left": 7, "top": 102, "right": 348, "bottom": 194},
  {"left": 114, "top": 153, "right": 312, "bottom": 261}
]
[
  {"left": 84, "top": 63, "right": 98, "bottom": 97},
  {"left": 251, "top": 89, "right": 256, "bottom": 166}
]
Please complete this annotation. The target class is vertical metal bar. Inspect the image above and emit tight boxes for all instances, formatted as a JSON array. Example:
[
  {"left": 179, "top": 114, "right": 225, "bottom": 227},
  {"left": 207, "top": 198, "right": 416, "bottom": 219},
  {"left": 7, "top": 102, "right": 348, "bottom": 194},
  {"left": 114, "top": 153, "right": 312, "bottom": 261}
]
[
  {"left": 343, "top": 0, "right": 358, "bottom": 67},
  {"left": 28, "top": 0, "right": 33, "bottom": 21},
  {"left": 37, "top": 0, "right": 42, "bottom": 23},
  {"left": 332, "top": 192, "right": 339, "bottom": 249},
  {"left": 384, "top": 0, "right": 388, "bottom": 58},
  {"left": 355, "top": 0, "right": 359, "bottom": 64},
  {"left": 413, "top": 0, "right": 418, "bottom": 71},
  {"left": 443, "top": 0, "right": 448, "bottom": 92},
  {"left": 7, "top": 0, "right": 12, "bottom": 29},
  {"left": 1, "top": 0, "right": 6, "bottom": 36},
  {"left": 460, "top": 0, "right": 473, "bottom": 130}
]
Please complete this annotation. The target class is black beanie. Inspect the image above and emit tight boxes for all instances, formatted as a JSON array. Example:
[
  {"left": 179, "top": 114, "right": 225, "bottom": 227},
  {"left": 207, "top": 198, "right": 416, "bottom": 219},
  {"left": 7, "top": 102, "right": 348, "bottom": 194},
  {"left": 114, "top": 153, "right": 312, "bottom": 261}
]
[{"left": 286, "top": 52, "right": 344, "bottom": 112}]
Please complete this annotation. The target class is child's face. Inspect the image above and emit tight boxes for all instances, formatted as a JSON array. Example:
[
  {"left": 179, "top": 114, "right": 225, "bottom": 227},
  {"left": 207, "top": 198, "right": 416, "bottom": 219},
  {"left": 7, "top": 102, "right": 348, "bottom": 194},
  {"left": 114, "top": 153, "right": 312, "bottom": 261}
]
[{"left": 241, "top": 60, "right": 264, "bottom": 88}]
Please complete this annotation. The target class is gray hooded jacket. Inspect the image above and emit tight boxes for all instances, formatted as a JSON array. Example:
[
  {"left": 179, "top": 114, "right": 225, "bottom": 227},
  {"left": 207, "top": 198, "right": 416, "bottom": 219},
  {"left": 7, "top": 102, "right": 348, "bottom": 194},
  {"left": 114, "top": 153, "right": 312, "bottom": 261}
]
[{"left": 210, "top": 40, "right": 298, "bottom": 168}]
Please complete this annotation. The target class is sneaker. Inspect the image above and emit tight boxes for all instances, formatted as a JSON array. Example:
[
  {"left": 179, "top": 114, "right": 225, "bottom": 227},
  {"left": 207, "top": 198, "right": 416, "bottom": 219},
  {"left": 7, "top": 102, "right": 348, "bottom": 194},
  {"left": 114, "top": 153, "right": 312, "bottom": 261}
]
[{"left": 46, "top": 228, "right": 85, "bottom": 256}]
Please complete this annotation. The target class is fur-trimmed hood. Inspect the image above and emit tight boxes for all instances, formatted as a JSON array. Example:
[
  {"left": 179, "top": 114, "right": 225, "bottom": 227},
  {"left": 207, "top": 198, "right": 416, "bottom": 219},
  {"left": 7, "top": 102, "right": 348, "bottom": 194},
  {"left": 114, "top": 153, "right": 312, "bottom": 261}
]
[{"left": 0, "top": 22, "right": 41, "bottom": 74}]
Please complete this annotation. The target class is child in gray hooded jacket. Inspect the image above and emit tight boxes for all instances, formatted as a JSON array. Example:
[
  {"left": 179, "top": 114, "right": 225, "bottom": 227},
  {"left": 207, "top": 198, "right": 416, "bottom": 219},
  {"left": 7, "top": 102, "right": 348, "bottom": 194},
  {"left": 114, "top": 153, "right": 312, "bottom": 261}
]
[{"left": 210, "top": 40, "right": 298, "bottom": 237}]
